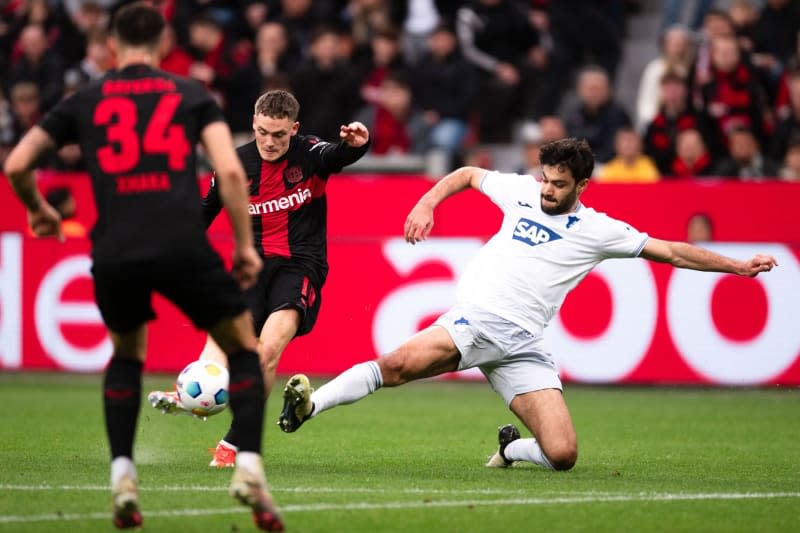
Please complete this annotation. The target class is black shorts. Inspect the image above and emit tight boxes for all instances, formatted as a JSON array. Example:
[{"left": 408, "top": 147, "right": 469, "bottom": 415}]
[
  {"left": 92, "top": 243, "right": 247, "bottom": 334},
  {"left": 246, "top": 258, "right": 323, "bottom": 337}
]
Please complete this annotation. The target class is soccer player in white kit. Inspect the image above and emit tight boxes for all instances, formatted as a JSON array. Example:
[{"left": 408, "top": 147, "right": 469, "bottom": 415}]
[{"left": 277, "top": 138, "right": 778, "bottom": 471}]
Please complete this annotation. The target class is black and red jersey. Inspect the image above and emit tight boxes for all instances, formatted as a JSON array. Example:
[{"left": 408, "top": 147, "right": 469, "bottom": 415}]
[
  {"left": 202, "top": 135, "right": 369, "bottom": 287},
  {"left": 38, "top": 64, "right": 224, "bottom": 262}
]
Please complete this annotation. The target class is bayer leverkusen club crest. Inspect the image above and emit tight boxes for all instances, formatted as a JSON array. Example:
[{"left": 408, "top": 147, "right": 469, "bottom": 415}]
[{"left": 284, "top": 165, "right": 303, "bottom": 184}]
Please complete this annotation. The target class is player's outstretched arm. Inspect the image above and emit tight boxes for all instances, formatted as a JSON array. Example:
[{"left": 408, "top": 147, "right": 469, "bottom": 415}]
[
  {"left": 640, "top": 238, "right": 778, "bottom": 277},
  {"left": 200, "top": 121, "right": 262, "bottom": 289},
  {"left": 4, "top": 126, "right": 64, "bottom": 242},
  {"left": 404, "top": 166, "right": 485, "bottom": 244}
]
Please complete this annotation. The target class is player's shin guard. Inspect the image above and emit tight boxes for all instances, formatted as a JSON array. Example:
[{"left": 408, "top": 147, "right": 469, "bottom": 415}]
[
  {"left": 103, "top": 357, "right": 143, "bottom": 459},
  {"left": 227, "top": 350, "right": 265, "bottom": 454}
]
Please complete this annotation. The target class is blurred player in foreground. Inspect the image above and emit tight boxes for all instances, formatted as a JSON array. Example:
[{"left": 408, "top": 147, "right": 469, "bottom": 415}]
[
  {"left": 277, "top": 137, "right": 777, "bottom": 471},
  {"left": 3, "top": 3, "right": 282, "bottom": 530},
  {"left": 148, "top": 90, "right": 370, "bottom": 468}
]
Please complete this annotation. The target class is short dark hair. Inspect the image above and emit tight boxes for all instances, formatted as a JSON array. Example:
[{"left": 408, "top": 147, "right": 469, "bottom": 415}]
[
  {"left": 112, "top": 2, "right": 165, "bottom": 48},
  {"left": 254, "top": 90, "right": 300, "bottom": 121},
  {"left": 539, "top": 138, "right": 595, "bottom": 182}
]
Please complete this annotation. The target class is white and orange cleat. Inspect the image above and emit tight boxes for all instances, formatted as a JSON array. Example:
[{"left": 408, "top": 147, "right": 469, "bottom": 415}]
[
  {"left": 147, "top": 390, "right": 191, "bottom": 416},
  {"left": 229, "top": 455, "right": 284, "bottom": 531},
  {"left": 111, "top": 475, "right": 142, "bottom": 529},
  {"left": 208, "top": 440, "right": 237, "bottom": 468}
]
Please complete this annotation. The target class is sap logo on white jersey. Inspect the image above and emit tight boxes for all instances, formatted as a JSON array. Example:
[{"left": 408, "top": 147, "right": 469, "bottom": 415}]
[{"left": 512, "top": 218, "right": 562, "bottom": 246}]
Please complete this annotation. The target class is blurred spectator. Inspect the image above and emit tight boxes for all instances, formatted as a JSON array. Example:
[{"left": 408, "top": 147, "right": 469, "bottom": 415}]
[
  {"left": 643, "top": 71, "right": 705, "bottom": 174},
  {"left": 44, "top": 186, "right": 87, "bottom": 238},
  {"left": 712, "top": 126, "right": 781, "bottom": 179},
  {"left": 411, "top": 22, "right": 478, "bottom": 163},
  {"left": 6, "top": 23, "right": 64, "bottom": 111},
  {"left": 62, "top": 1, "right": 109, "bottom": 68},
  {"left": 517, "top": 115, "right": 568, "bottom": 175},
  {"left": 686, "top": 212, "right": 714, "bottom": 243},
  {"left": 729, "top": 0, "right": 759, "bottom": 54},
  {"left": 636, "top": 24, "right": 694, "bottom": 131},
  {"left": 63, "top": 29, "right": 112, "bottom": 96},
  {"left": 563, "top": 65, "right": 631, "bottom": 163},
  {"left": 596, "top": 127, "right": 660, "bottom": 183},
  {"left": 291, "top": 26, "right": 362, "bottom": 140},
  {"left": 670, "top": 128, "right": 715, "bottom": 177},
  {"left": 662, "top": 0, "right": 714, "bottom": 31},
  {"left": 538, "top": 115, "right": 567, "bottom": 143},
  {"left": 752, "top": 0, "right": 800, "bottom": 66},
  {"left": 8, "top": 81, "right": 41, "bottom": 144},
  {"left": 356, "top": 69, "right": 428, "bottom": 154},
  {"left": 691, "top": 8, "right": 736, "bottom": 102},
  {"left": 0, "top": 88, "right": 15, "bottom": 164},
  {"left": 697, "top": 33, "right": 771, "bottom": 157},
  {"left": 769, "top": 71, "right": 800, "bottom": 161},
  {"left": 544, "top": 0, "right": 622, "bottom": 114},
  {"left": 456, "top": 0, "right": 549, "bottom": 142},
  {"left": 159, "top": 24, "right": 193, "bottom": 76},
  {"left": 359, "top": 26, "right": 408, "bottom": 105},
  {"left": 779, "top": 140, "right": 800, "bottom": 180},
  {"left": 401, "top": 0, "right": 440, "bottom": 64},
  {"left": 186, "top": 13, "right": 233, "bottom": 89},
  {"left": 346, "top": 0, "right": 406, "bottom": 56},
  {"left": 518, "top": 121, "right": 544, "bottom": 175},
  {"left": 271, "top": 0, "right": 335, "bottom": 61}
]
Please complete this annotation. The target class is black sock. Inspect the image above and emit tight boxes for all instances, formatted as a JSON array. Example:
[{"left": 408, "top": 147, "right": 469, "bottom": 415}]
[
  {"left": 227, "top": 349, "right": 265, "bottom": 454},
  {"left": 222, "top": 425, "right": 238, "bottom": 448},
  {"left": 103, "top": 357, "right": 143, "bottom": 459}
]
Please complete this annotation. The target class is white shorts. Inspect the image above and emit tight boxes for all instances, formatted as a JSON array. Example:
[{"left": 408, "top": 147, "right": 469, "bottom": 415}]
[{"left": 434, "top": 304, "right": 562, "bottom": 406}]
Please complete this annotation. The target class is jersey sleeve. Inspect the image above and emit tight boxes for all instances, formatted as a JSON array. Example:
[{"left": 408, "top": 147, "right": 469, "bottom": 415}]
[
  {"left": 190, "top": 82, "right": 226, "bottom": 130},
  {"left": 479, "top": 171, "right": 537, "bottom": 211},
  {"left": 38, "top": 92, "right": 80, "bottom": 147},
  {"left": 306, "top": 136, "right": 370, "bottom": 174},
  {"left": 201, "top": 173, "right": 223, "bottom": 228},
  {"left": 596, "top": 215, "right": 649, "bottom": 258}
]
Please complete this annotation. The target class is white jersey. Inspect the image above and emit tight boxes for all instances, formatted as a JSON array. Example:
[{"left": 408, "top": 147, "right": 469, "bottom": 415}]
[{"left": 455, "top": 171, "right": 649, "bottom": 336}]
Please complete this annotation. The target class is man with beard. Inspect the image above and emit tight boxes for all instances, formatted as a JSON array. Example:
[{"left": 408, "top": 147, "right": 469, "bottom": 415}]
[{"left": 276, "top": 137, "right": 778, "bottom": 472}]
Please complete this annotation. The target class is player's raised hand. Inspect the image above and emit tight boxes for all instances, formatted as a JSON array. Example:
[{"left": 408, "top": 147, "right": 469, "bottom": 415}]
[
  {"left": 28, "top": 202, "right": 64, "bottom": 243},
  {"left": 404, "top": 201, "right": 434, "bottom": 244},
  {"left": 741, "top": 254, "right": 778, "bottom": 277},
  {"left": 340, "top": 121, "right": 369, "bottom": 147},
  {"left": 231, "top": 245, "right": 263, "bottom": 289}
]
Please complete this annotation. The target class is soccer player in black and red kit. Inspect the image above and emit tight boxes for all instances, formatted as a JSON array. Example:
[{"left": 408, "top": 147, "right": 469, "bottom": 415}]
[
  {"left": 148, "top": 90, "right": 370, "bottom": 466},
  {"left": 3, "top": 3, "right": 283, "bottom": 531}
]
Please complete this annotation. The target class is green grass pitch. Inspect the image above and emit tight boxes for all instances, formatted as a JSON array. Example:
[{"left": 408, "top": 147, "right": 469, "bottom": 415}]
[{"left": 1, "top": 373, "right": 798, "bottom": 532}]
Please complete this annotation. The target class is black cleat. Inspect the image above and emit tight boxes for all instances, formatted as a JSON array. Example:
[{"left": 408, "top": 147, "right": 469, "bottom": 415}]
[
  {"left": 277, "top": 374, "right": 313, "bottom": 433},
  {"left": 486, "top": 424, "right": 521, "bottom": 467}
]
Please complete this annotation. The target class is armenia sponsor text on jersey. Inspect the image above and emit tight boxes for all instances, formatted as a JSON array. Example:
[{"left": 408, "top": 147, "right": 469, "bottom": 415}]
[
  {"left": 202, "top": 135, "right": 369, "bottom": 287},
  {"left": 456, "top": 171, "right": 649, "bottom": 336}
]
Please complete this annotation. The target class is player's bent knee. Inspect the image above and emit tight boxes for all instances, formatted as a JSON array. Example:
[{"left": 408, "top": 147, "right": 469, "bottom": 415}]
[{"left": 546, "top": 445, "right": 578, "bottom": 471}]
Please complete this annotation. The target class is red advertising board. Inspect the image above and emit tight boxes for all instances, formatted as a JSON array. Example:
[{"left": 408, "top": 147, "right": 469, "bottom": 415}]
[{"left": 1, "top": 173, "right": 799, "bottom": 386}]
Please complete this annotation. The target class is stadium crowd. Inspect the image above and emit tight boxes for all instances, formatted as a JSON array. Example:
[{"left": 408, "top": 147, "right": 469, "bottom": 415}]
[{"left": 1, "top": 0, "right": 800, "bottom": 181}]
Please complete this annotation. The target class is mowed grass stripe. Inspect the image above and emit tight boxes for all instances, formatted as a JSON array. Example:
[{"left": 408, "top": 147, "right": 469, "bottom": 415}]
[{"left": 2, "top": 492, "right": 799, "bottom": 524}]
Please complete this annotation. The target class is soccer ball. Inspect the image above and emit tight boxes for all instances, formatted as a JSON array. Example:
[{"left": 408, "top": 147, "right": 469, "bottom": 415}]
[{"left": 176, "top": 360, "right": 229, "bottom": 417}]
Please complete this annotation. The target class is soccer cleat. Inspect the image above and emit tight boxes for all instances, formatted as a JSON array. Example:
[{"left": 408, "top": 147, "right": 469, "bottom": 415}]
[
  {"left": 229, "top": 464, "right": 284, "bottom": 531},
  {"left": 147, "top": 390, "right": 192, "bottom": 416},
  {"left": 111, "top": 475, "right": 142, "bottom": 529},
  {"left": 277, "top": 374, "right": 314, "bottom": 433},
  {"left": 485, "top": 423, "right": 521, "bottom": 468},
  {"left": 209, "top": 441, "right": 237, "bottom": 468}
]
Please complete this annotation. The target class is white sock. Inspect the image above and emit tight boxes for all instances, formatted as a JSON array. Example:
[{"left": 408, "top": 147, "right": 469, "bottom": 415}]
[
  {"left": 235, "top": 451, "right": 264, "bottom": 475},
  {"left": 110, "top": 456, "right": 137, "bottom": 486},
  {"left": 219, "top": 439, "right": 238, "bottom": 452},
  {"left": 310, "top": 361, "right": 383, "bottom": 417},
  {"left": 504, "top": 438, "right": 555, "bottom": 470}
]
